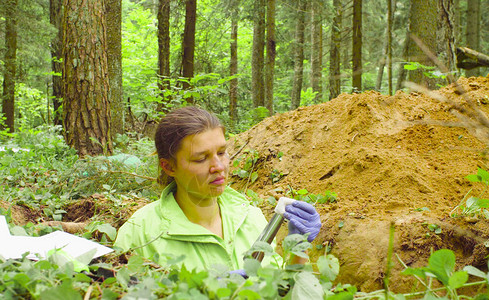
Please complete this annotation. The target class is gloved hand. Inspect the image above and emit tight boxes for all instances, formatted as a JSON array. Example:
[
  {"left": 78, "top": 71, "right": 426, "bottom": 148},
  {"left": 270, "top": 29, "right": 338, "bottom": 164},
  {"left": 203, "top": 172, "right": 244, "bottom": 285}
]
[
  {"left": 283, "top": 200, "right": 322, "bottom": 243},
  {"left": 228, "top": 269, "right": 248, "bottom": 279}
]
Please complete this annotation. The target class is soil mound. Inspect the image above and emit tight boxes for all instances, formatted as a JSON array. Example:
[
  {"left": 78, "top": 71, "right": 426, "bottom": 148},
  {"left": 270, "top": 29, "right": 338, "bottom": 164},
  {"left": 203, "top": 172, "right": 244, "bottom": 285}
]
[{"left": 229, "top": 76, "right": 489, "bottom": 292}]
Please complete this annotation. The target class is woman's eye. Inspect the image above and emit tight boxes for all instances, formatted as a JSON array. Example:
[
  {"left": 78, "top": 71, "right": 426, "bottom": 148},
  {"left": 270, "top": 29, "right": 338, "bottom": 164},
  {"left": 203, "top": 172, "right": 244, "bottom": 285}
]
[{"left": 193, "top": 157, "right": 206, "bottom": 162}]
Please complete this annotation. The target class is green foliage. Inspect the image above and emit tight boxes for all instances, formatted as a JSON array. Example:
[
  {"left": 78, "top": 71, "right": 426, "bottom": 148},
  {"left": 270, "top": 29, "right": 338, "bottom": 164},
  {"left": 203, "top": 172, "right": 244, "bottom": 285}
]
[
  {"left": 451, "top": 168, "right": 489, "bottom": 219},
  {"left": 232, "top": 149, "right": 260, "bottom": 189},
  {"left": 286, "top": 186, "right": 338, "bottom": 204},
  {"left": 0, "top": 125, "right": 159, "bottom": 222}
]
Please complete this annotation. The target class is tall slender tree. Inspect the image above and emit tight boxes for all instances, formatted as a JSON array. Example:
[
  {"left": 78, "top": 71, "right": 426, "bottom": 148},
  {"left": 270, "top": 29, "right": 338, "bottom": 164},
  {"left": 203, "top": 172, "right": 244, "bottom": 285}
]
[
  {"left": 63, "top": 0, "right": 113, "bottom": 156},
  {"left": 352, "top": 0, "right": 362, "bottom": 92},
  {"left": 49, "top": 0, "right": 63, "bottom": 126},
  {"left": 466, "top": 0, "right": 480, "bottom": 77},
  {"left": 329, "top": 0, "right": 342, "bottom": 100},
  {"left": 2, "top": 0, "right": 18, "bottom": 132},
  {"left": 229, "top": 2, "right": 239, "bottom": 127},
  {"left": 106, "top": 0, "right": 123, "bottom": 136},
  {"left": 265, "top": 0, "right": 276, "bottom": 114},
  {"left": 158, "top": 0, "right": 171, "bottom": 112},
  {"left": 311, "top": 0, "right": 323, "bottom": 102},
  {"left": 251, "top": 0, "right": 265, "bottom": 108},
  {"left": 291, "top": 0, "right": 307, "bottom": 109},
  {"left": 182, "top": 0, "right": 196, "bottom": 102}
]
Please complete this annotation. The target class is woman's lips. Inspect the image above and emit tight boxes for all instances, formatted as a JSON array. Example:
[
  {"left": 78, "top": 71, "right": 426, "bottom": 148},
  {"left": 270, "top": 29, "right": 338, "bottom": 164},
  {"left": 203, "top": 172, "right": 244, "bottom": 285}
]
[{"left": 210, "top": 177, "right": 225, "bottom": 185}]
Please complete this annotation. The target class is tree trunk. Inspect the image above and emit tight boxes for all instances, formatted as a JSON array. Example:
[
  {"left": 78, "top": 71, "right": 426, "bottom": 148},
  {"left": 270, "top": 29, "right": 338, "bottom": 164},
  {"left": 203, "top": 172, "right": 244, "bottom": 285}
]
[
  {"left": 265, "top": 0, "right": 275, "bottom": 114},
  {"left": 437, "top": 0, "right": 456, "bottom": 82},
  {"left": 396, "top": 21, "right": 410, "bottom": 91},
  {"left": 2, "top": 0, "right": 18, "bottom": 133},
  {"left": 311, "top": 0, "right": 322, "bottom": 102},
  {"left": 352, "top": 0, "right": 362, "bottom": 92},
  {"left": 406, "top": 0, "right": 438, "bottom": 88},
  {"left": 63, "top": 0, "right": 113, "bottom": 156},
  {"left": 251, "top": 0, "right": 265, "bottom": 108},
  {"left": 182, "top": 0, "right": 196, "bottom": 102},
  {"left": 329, "top": 0, "right": 342, "bottom": 100},
  {"left": 49, "top": 0, "right": 63, "bottom": 126},
  {"left": 375, "top": 0, "right": 396, "bottom": 94},
  {"left": 158, "top": 0, "right": 171, "bottom": 112},
  {"left": 387, "top": 0, "right": 393, "bottom": 95},
  {"left": 291, "top": 0, "right": 306, "bottom": 109},
  {"left": 466, "top": 0, "right": 480, "bottom": 77},
  {"left": 229, "top": 8, "right": 238, "bottom": 128},
  {"left": 106, "top": 0, "right": 123, "bottom": 136}
]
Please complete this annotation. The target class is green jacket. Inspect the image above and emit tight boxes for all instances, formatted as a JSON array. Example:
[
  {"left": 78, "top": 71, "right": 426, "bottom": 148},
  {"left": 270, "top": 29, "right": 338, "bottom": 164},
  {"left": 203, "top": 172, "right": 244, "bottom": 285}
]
[{"left": 114, "top": 182, "right": 280, "bottom": 271}]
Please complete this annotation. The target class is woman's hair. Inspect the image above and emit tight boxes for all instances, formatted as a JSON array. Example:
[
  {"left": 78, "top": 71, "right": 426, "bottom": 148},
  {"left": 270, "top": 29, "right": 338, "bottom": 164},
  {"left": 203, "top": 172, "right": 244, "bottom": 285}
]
[{"left": 154, "top": 106, "right": 224, "bottom": 184}]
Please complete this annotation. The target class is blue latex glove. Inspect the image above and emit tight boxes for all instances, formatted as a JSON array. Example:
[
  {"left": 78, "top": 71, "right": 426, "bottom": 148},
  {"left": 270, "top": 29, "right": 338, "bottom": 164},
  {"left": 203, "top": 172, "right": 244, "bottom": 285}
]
[
  {"left": 283, "top": 200, "right": 322, "bottom": 243},
  {"left": 229, "top": 269, "right": 248, "bottom": 278}
]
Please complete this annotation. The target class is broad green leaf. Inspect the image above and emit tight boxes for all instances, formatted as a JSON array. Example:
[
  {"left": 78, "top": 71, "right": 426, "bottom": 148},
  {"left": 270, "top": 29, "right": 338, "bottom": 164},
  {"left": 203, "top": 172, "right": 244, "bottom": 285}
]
[
  {"left": 243, "top": 258, "right": 261, "bottom": 276},
  {"left": 466, "top": 174, "right": 481, "bottom": 182},
  {"left": 291, "top": 272, "right": 324, "bottom": 300},
  {"left": 317, "top": 254, "right": 340, "bottom": 282},
  {"left": 101, "top": 288, "right": 119, "bottom": 300},
  {"left": 40, "top": 281, "right": 82, "bottom": 300},
  {"left": 95, "top": 223, "right": 117, "bottom": 241},
  {"left": 251, "top": 172, "right": 258, "bottom": 183},
  {"left": 216, "top": 288, "right": 231, "bottom": 298},
  {"left": 477, "top": 168, "right": 489, "bottom": 182},
  {"left": 238, "top": 289, "right": 261, "bottom": 300},
  {"left": 476, "top": 198, "right": 489, "bottom": 208},
  {"left": 463, "top": 265, "right": 487, "bottom": 279},
  {"left": 402, "top": 267, "right": 427, "bottom": 279},
  {"left": 448, "top": 270, "right": 468, "bottom": 289},
  {"left": 427, "top": 249, "right": 455, "bottom": 285},
  {"left": 127, "top": 255, "right": 145, "bottom": 273},
  {"left": 325, "top": 291, "right": 354, "bottom": 300}
]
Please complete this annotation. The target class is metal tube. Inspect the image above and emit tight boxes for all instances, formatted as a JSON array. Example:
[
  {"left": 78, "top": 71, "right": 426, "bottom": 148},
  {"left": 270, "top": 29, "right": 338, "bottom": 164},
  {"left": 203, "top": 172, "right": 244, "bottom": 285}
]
[{"left": 250, "top": 213, "right": 284, "bottom": 262}]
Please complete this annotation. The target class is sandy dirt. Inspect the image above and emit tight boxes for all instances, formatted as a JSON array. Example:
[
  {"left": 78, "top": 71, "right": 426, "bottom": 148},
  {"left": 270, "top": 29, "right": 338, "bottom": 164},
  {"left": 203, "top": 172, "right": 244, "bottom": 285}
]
[
  {"left": 4, "top": 76, "right": 489, "bottom": 293},
  {"left": 228, "top": 76, "right": 489, "bottom": 292}
]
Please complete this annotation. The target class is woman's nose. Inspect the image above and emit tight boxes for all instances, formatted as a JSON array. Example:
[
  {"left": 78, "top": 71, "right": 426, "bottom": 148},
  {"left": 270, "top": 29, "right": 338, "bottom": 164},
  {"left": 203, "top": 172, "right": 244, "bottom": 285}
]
[{"left": 210, "top": 155, "right": 226, "bottom": 173}]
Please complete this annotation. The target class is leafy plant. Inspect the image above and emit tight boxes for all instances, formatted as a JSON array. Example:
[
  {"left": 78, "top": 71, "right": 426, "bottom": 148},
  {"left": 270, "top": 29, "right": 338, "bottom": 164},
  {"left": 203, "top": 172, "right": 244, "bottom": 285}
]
[
  {"left": 286, "top": 186, "right": 338, "bottom": 204},
  {"left": 451, "top": 168, "right": 489, "bottom": 219},
  {"left": 232, "top": 149, "right": 260, "bottom": 188}
]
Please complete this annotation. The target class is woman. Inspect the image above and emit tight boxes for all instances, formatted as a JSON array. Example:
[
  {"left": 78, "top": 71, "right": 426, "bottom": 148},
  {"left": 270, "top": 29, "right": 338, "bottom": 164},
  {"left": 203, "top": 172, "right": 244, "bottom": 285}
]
[{"left": 114, "top": 106, "right": 321, "bottom": 273}]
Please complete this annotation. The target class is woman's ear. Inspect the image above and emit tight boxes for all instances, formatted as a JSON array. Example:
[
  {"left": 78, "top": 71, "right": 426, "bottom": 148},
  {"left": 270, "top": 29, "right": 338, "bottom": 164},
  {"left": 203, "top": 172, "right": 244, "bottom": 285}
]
[{"left": 160, "top": 158, "right": 176, "bottom": 177}]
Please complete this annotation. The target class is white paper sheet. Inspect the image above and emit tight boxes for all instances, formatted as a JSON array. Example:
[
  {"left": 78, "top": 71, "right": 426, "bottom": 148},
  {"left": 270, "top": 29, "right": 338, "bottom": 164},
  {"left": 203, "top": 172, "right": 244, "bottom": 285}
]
[{"left": 0, "top": 215, "right": 113, "bottom": 261}]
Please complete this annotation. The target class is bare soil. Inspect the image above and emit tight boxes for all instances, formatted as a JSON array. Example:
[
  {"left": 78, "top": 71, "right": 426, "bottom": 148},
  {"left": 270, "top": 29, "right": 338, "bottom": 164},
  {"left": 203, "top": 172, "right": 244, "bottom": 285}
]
[{"left": 229, "top": 76, "right": 489, "bottom": 292}]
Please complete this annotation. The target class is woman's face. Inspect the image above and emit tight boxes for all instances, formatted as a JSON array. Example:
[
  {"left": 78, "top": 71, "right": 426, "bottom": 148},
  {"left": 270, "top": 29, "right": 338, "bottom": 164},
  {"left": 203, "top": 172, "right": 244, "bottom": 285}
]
[{"left": 169, "top": 127, "right": 230, "bottom": 203}]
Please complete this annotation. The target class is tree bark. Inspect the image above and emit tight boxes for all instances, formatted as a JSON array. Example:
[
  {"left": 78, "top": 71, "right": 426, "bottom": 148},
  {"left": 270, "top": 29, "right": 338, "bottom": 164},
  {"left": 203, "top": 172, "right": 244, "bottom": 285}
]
[
  {"left": 375, "top": 0, "right": 395, "bottom": 94},
  {"left": 291, "top": 0, "right": 306, "bottom": 109},
  {"left": 466, "top": 0, "right": 480, "bottom": 77},
  {"left": 251, "top": 0, "right": 265, "bottom": 108},
  {"left": 106, "top": 0, "right": 124, "bottom": 136},
  {"left": 352, "top": 0, "right": 362, "bottom": 92},
  {"left": 437, "top": 0, "right": 456, "bottom": 83},
  {"left": 182, "top": 0, "right": 196, "bottom": 102},
  {"left": 265, "top": 0, "right": 275, "bottom": 114},
  {"left": 49, "top": 0, "right": 63, "bottom": 126},
  {"left": 63, "top": 0, "right": 113, "bottom": 156},
  {"left": 158, "top": 0, "right": 171, "bottom": 112},
  {"left": 406, "top": 0, "right": 438, "bottom": 88},
  {"left": 2, "top": 0, "right": 18, "bottom": 133},
  {"left": 329, "top": 0, "right": 342, "bottom": 100},
  {"left": 311, "top": 0, "right": 322, "bottom": 102},
  {"left": 229, "top": 7, "right": 238, "bottom": 127}
]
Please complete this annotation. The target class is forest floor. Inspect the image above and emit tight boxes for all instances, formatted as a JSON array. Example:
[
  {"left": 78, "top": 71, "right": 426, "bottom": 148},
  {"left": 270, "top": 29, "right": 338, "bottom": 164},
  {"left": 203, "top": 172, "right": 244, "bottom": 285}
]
[{"left": 3, "top": 76, "right": 489, "bottom": 294}]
